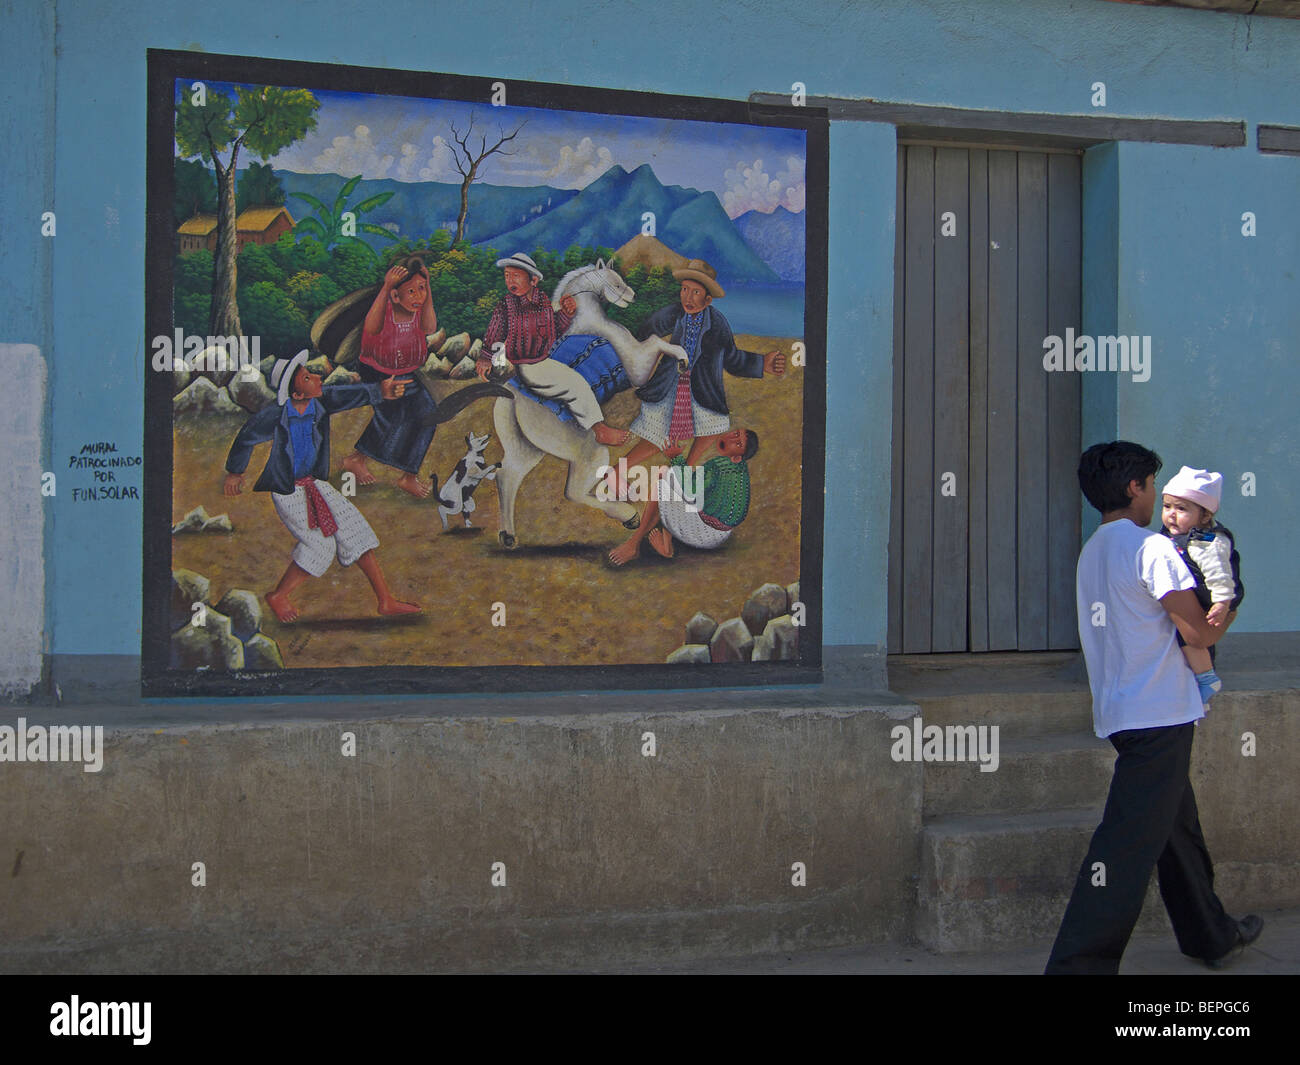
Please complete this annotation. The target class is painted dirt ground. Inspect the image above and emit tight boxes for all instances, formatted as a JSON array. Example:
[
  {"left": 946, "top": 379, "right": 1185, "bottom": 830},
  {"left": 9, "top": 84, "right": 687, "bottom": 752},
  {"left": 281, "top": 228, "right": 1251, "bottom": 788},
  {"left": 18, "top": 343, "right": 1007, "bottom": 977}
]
[{"left": 170, "top": 335, "right": 805, "bottom": 670}]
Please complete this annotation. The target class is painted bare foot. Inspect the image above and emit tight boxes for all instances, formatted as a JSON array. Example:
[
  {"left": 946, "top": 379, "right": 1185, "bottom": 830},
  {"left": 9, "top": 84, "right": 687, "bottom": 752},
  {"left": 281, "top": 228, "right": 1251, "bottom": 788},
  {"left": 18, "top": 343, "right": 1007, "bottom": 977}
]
[
  {"left": 342, "top": 452, "right": 377, "bottom": 486},
  {"left": 607, "top": 538, "right": 641, "bottom": 567},
  {"left": 396, "top": 472, "right": 432, "bottom": 498},
  {"left": 647, "top": 528, "right": 674, "bottom": 558},
  {"left": 593, "top": 422, "right": 630, "bottom": 446},
  {"left": 266, "top": 591, "right": 300, "bottom": 623},
  {"left": 377, "top": 598, "right": 422, "bottom": 616}
]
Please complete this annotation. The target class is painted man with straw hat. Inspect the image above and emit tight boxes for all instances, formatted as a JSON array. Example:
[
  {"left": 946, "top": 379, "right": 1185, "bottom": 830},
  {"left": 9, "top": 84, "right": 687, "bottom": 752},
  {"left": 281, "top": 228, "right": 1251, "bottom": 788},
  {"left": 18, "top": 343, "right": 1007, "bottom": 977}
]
[
  {"left": 474, "top": 252, "right": 631, "bottom": 446},
  {"left": 619, "top": 259, "right": 785, "bottom": 477},
  {"left": 223, "top": 351, "right": 421, "bottom": 624}
]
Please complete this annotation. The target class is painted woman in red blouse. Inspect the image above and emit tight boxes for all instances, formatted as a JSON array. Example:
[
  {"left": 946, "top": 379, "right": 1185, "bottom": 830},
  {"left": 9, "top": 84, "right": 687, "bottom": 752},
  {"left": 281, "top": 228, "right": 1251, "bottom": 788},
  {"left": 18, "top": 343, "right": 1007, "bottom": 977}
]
[{"left": 342, "top": 256, "right": 439, "bottom": 498}]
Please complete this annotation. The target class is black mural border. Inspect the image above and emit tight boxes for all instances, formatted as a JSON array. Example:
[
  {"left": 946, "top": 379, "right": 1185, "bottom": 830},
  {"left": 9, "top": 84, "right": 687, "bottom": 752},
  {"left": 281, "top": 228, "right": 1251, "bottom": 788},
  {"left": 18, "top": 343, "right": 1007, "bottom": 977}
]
[{"left": 143, "top": 48, "right": 827, "bottom": 699}]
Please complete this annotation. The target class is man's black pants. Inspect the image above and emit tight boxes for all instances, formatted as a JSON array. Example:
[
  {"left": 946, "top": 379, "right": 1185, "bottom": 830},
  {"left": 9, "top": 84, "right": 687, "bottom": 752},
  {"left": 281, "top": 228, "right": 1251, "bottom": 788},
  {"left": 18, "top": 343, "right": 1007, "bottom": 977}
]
[{"left": 1045, "top": 721, "right": 1239, "bottom": 974}]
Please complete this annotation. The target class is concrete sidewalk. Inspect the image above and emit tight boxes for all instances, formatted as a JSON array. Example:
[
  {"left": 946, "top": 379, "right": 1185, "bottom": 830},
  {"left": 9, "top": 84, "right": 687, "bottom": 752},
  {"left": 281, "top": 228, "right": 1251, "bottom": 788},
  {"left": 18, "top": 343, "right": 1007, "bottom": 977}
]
[{"left": 605, "top": 905, "right": 1300, "bottom": 974}]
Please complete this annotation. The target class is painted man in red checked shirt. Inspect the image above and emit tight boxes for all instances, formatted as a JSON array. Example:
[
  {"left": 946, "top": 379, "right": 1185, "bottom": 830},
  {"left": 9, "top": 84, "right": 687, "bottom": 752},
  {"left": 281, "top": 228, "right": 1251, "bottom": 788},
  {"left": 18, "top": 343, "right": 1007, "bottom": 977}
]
[{"left": 475, "top": 252, "right": 630, "bottom": 445}]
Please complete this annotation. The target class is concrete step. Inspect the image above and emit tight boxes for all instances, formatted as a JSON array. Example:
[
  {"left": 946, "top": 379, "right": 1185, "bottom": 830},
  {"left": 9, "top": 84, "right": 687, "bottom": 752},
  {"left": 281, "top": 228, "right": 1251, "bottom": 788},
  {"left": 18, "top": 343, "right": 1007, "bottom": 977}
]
[
  {"left": 923, "top": 732, "right": 1114, "bottom": 818},
  {"left": 889, "top": 651, "right": 1094, "bottom": 738},
  {"left": 901, "top": 689, "right": 1095, "bottom": 737},
  {"left": 890, "top": 651, "right": 1087, "bottom": 693},
  {"left": 916, "top": 805, "right": 1169, "bottom": 953}
]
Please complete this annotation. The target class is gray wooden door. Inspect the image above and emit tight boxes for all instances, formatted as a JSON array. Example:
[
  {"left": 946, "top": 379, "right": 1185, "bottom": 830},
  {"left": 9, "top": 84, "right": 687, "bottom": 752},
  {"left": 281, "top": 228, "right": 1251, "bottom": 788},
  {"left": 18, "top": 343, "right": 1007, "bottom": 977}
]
[{"left": 888, "top": 145, "right": 1082, "bottom": 653}]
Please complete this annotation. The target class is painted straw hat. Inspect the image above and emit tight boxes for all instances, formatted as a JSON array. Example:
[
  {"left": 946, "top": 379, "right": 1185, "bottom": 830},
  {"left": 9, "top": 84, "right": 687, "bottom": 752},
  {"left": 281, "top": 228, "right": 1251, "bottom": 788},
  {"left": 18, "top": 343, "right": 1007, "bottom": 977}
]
[
  {"left": 672, "top": 258, "right": 725, "bottom": 299},
  {"left": 494, "top": 252, "right": 544, "bottom": 280}
]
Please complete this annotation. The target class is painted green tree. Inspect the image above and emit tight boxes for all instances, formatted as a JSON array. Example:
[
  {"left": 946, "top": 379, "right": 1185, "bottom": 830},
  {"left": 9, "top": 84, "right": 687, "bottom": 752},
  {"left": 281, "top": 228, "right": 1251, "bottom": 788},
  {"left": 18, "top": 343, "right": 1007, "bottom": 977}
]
[
  {"left": 174, "top": 159, "right": 217, "bottom": 227},
  {"left": 291, "top": 175, "right": 398, "bottom": 258},
  {"left": 235, "top": 161, "right": 286, "bottom": 212},
  {"left": 174, "top": 83, "right": 320, "bottom": 337}
]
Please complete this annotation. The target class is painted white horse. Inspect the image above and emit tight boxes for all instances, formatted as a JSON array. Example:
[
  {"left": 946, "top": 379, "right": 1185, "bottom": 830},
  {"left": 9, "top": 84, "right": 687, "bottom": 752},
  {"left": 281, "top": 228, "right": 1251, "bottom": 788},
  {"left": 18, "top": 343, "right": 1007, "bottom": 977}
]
[{"left": 491, "top": 260, "right": 689, "bottom": 548}]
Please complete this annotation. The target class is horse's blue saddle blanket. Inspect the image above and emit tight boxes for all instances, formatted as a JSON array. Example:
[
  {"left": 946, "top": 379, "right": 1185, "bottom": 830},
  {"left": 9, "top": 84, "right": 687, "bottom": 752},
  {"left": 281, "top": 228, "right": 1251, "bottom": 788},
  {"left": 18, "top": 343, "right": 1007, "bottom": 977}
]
[{"left": 506, "top": 333, "right": 630, "bottom": 423}]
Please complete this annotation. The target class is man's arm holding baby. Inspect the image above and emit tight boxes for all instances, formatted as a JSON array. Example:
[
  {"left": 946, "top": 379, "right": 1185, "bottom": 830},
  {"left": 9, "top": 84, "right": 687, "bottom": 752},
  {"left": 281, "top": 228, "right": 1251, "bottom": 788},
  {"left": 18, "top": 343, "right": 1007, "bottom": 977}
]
[{"left": 1161, "top": 588, "right": 1228, "bottom": 649}]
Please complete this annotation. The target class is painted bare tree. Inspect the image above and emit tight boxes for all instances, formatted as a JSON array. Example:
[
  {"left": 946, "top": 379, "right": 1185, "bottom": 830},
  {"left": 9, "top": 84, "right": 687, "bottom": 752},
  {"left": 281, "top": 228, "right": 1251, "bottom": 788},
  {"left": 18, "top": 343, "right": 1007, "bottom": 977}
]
[
  {"left": 448, "top": 114, "right": 526, "bottom": 243},
  {"left": 174, "top": 84, "right": 320, "bottom": 337}
]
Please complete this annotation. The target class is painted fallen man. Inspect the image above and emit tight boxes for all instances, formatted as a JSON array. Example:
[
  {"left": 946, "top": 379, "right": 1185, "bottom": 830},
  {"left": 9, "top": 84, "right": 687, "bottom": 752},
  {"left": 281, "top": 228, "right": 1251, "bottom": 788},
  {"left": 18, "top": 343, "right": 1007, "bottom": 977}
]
[
  {"left": 223, "top": 351, "right": 421, "bottom": 623},
  {"left": 607, "top": 427, "right": 758, "bottom": 566}
]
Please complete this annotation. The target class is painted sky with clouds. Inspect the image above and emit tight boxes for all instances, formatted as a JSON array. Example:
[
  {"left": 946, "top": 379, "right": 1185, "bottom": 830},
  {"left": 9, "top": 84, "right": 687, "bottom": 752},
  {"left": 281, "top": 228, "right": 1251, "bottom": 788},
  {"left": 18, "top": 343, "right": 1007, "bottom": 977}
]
[{"left": 179, "top": 83, "right": 806, "bottom": 219}]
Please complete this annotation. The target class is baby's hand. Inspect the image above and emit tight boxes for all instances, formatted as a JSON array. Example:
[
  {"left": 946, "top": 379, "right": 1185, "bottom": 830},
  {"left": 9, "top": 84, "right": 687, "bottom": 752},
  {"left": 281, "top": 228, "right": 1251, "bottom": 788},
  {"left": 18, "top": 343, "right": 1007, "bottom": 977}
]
[{"left": 1207, "top": 602, "right": 1230, "bottom": 627}]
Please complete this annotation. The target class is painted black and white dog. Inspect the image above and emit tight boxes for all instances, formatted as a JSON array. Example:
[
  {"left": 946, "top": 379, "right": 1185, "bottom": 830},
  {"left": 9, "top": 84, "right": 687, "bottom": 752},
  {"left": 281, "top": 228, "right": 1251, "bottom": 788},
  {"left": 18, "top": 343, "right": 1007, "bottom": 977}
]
[{"left": 432, "top": 430, "right": 501, "bottom": 531}]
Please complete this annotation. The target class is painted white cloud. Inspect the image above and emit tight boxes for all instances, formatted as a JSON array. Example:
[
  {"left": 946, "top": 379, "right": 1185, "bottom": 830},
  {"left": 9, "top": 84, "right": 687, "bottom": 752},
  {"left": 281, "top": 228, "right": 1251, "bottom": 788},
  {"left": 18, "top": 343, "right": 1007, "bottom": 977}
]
[
  {"left": 395, "top": 135, "right": 460, "bottom": 183},
  {"left": 723, "top": 155, "right": 805, "bottom": 217},
  {"left": 311, "top": 124, "right": 395, "bottom": 179},
  {"left": 545, "top": 138, "right": 616, "bottom": 187},
  {"left": 499, "top": 136, "right": 616, "bottom": 189}
]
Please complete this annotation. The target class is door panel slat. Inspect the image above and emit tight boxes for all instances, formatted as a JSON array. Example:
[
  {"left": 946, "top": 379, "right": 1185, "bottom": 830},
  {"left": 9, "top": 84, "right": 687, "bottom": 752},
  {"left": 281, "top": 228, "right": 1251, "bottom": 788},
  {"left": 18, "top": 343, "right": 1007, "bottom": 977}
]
[
  {"left": 888, "top": 150, "right": 906, "bottom": 654},
  {"left": 902, "top": 145, "right": 936, "bottom": 653},
  {"left": 1047, "top": 154, "right": 1083, "bottom": 649},
  {"left": 932, "top": 148, "right": 970, "bottom": 651},
  {"left": 967, "top": 150, "right": 991, "bottom": 653},
  {"left": 1015, "top": 153, "right": 1050, "bottom": 650},
  {"left": 985, "top": 150, "right": 1020, "bottom": 650}
]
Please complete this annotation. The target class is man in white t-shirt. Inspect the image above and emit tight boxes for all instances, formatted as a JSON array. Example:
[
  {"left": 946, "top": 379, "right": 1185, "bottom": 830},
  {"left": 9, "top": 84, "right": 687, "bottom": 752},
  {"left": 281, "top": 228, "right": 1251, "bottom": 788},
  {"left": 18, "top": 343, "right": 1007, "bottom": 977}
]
[{"left": 1044, "top": 441, "right": 1262, "bottom": 974}]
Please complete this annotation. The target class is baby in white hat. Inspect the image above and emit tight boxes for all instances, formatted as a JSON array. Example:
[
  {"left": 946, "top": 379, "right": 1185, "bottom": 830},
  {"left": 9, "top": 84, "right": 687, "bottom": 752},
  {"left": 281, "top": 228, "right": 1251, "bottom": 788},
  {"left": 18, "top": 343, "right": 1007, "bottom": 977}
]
[{"left": 1160, "top": 466, "right": 1245, "bottom": 702}]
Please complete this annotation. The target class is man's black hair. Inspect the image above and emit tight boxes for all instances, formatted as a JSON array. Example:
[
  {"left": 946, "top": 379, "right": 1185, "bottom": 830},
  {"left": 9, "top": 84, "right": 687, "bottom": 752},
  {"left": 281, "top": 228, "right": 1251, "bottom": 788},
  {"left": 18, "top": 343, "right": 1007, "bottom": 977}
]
[
  {"left": 1077, "top": 441, "right": 1162, "bottom": 515},
  {"left": 742, "top": 428, "right": 760, "bottom": 462}
]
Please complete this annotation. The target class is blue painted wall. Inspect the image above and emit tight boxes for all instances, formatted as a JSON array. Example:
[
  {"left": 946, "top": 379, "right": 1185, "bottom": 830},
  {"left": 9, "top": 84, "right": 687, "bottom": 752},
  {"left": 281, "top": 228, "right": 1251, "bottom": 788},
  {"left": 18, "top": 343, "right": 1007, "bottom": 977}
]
[
  {"left": 3, "top": 0, "right": 1297, "bottom": 662},
  {"left": 1112, "top": 140, "right": 1300, "bottom": 626},
  {"left": 1081, "top": 141, "right": 1120, "bottom": 541}
]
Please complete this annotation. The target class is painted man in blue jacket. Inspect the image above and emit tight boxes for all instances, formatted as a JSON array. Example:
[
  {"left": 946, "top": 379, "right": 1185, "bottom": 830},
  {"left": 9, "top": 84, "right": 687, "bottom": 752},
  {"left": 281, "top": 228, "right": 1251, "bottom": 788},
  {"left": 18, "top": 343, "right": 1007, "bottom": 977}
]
[
  {"left": 614, "top": 259, "right": 785, "bottom": 488},
  {"left": 223, "top": 351, "right": 421, "bottom": 624}
]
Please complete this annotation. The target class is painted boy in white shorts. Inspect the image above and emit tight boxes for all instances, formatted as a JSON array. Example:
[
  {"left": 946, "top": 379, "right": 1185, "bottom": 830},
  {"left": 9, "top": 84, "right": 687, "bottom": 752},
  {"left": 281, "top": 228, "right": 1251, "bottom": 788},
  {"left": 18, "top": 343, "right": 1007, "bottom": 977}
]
[{"left": 223, "top": 351, "right": 421, "bottom": 623}]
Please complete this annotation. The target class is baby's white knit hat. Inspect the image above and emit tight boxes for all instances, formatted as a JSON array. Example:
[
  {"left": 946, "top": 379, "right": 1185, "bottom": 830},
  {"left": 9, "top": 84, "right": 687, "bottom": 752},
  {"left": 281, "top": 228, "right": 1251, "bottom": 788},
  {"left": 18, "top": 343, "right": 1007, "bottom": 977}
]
[{"left": 1162, "top": 466, "right": 1222, "bottom": 514}]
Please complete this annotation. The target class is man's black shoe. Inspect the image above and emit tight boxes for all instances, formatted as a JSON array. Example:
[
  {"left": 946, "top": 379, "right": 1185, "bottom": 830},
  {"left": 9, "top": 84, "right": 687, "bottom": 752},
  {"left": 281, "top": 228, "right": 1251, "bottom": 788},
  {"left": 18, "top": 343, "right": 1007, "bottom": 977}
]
[{"left": 1205, "top": 914, "right": 1264, "bottom": 969}]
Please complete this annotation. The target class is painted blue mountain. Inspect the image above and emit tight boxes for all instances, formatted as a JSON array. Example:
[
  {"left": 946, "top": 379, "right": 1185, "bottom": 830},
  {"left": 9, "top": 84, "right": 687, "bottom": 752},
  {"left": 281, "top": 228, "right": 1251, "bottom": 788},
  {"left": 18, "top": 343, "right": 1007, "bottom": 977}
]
[
  {"left": 476, "top": 164, "right": 780, "bottom": 285},
  {"left": 733, "top": 206, "right": 805, "bottom": 283},
  {"left": 215, "top": 163, "right": 788, "bottom": 285},
  {"left": 271, "top": 169, "right": 579, "bottom": 245}
]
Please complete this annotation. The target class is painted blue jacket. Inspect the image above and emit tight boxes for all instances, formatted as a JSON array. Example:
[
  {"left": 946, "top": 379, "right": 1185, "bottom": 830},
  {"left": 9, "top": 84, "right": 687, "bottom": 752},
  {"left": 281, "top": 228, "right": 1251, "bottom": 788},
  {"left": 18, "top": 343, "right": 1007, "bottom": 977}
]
[
  {"left": 225, "top": 382, "right": 383, "bottom": 494},
  {"left": 634, "top": 304, "right": 765, "bottom": 415}
]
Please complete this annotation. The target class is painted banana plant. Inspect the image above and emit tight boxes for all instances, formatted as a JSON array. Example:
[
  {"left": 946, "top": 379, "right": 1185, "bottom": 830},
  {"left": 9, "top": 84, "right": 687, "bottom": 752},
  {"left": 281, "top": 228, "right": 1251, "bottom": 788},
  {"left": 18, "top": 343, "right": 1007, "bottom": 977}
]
[{"left": 292, "top": 175, "right": 398, "bottom": 257}]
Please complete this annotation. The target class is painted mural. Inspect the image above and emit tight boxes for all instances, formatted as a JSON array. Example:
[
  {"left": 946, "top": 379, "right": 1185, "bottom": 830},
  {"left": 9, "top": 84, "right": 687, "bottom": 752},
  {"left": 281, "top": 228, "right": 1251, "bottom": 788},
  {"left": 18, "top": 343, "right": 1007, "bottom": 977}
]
[{"left": 145, "top": 52, "right": 824, "bottom": 693}]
